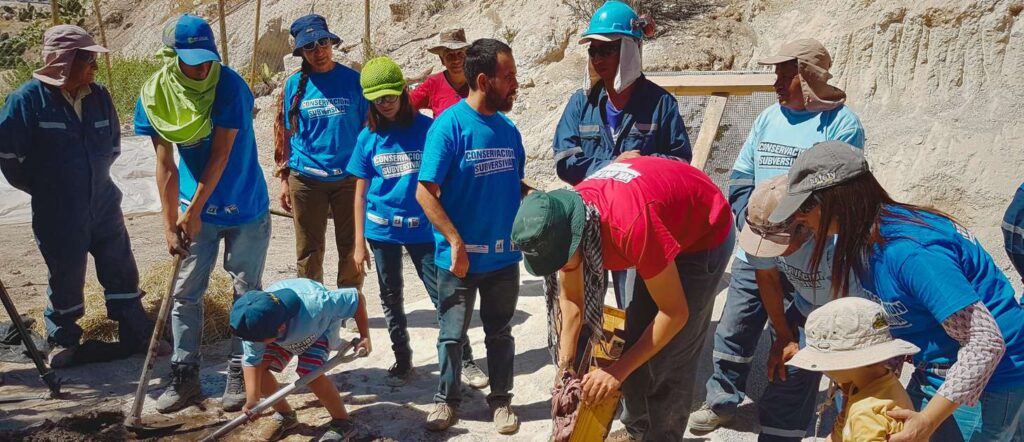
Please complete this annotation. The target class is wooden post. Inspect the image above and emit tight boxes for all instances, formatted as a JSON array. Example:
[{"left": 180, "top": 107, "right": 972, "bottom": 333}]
[
  {"left": 50, "top": 0, "right": 60, "bottom": 25},
  {"left": 217, "top": 0, "right": 229, "bottom": 66},
  {"left": 691, "top": 93, "right": 729, "bottom": 171},
  {"left": 91, "top": 0, "right": 114, "bottom": 100},
  {"left": 250, "top": 0, "right": 261, "bottom": 82},
  {"left": 363, "top": 0, "right": 370, "bottom": 61}
]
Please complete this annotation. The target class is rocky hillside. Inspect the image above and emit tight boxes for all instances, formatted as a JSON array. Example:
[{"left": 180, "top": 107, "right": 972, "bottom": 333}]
[{"left": 101, "top": 0, "right": 1024, "bottom": 281}]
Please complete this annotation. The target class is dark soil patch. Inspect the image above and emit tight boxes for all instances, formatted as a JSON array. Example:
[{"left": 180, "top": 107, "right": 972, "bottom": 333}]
[{"left": 0, "top": 411, "right": 133, "bottom": 441}]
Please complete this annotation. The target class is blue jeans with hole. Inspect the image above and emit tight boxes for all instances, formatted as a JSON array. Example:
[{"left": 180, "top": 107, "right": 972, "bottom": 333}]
[
  {"left": 170, "top": 212, "right": 270, "bottom": 366},
  {"left": 433, "top": 264, "right": 519, "bottom": 407},
  {"left": 907, "top": 370, "right": 1024, "bottom": 441},
  {"left": 616, "top": 230, "right": 734, "bottom": 441}
]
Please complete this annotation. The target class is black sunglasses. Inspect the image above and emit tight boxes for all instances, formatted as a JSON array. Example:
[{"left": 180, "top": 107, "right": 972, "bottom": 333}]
[
  {"left": 302, "top": 37, "right": 334, "bottom": 52},
  {"left": 587, "top": 43, "right": 620, "bottom": 59}
]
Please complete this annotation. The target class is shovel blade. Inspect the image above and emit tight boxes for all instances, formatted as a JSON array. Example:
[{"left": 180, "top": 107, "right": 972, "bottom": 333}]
[{"left": 125, "top": 414, "right": 186, "bottom": 437}]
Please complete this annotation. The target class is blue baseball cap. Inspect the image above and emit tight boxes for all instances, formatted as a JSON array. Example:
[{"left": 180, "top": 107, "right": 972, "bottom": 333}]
[
  {"left": 229, "top": 289, "right": 301, "bottom": 341},
  {"left": 289, "top": 14, "right": 341, "bottom": 57},
  {"left": 162, "top": 14, "right": 220, "bottom": 66}
]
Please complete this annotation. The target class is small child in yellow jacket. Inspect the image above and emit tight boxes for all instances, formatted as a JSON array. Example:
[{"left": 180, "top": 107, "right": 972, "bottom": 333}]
[{"left": 787, "top": 297, "right": 920, "bottom": 441}]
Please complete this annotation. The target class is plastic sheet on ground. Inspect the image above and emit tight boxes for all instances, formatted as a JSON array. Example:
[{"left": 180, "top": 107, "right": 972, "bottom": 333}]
[{"left": 0, "top": 136, "right": 161, "bottom": 226}]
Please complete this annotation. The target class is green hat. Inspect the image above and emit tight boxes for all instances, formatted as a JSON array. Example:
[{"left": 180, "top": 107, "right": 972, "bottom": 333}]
[
  {"left": 511, "top": 189, "right": 587, "bottom": 276},
  {"left": 360, "top": 56, "right": 406, "bottom": 101}
]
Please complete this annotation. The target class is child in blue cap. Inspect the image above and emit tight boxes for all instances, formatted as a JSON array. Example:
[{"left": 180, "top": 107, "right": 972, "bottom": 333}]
[{"left": 229, "top": 278, "right": 371, "bottom": 441}]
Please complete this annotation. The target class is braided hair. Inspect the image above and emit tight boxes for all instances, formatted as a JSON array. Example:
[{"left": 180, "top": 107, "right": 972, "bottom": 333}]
[{"left": 288, "top": 59, "right": 312, "bottom": 131}]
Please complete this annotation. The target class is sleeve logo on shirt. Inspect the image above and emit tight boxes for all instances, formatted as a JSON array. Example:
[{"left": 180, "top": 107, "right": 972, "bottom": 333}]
[
  {"left": 465, "top": 148, "right": 517, "bottom": 177},
  {"left": 392, "top": 215, "right": 403, "bottom": 227},
  {"left": 206, "top": 205, "right": 218, "bottom": 215},
  {"left": 301, "top": 97, "right": 351, "bottom": 120},
  {"left": 586, "top": 162, "right": 641, "bottom": 183},
  {"left": 408, "top": 217, "right": 420, "bottom": 228},
  {"left": 373, "top": 151, "right": 422, "bottom": 178},
  {"left": 954, "top": 223, "right": 978, "bottom": 244},
  {"left": 495, "top": 239, "right": 504, "bottom": 253},
  {"left": 225, "top": 205, "right": 238, "bottom": 215},
  {"left": 367, "top": 212, "right": 388, "bottom": 225}
]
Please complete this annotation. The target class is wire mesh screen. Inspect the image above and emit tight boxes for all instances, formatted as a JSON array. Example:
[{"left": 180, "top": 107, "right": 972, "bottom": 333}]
[{"left": 675, "top": 92, "right": 776, "bottom": 194}]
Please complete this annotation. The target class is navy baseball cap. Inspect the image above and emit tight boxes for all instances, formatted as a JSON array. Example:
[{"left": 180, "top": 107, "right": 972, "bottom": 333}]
[
  {"left": 229, "top": 289, "right": 301, "bottom": 341},
  {"left": 162, "top": 14, "right": 220, "bottom": 66},
  {"left": 289, "top": 14, "right": 341, "bottom": 56}
]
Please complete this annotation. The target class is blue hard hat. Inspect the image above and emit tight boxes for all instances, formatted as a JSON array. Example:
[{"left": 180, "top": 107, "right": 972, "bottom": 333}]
[{"left": 580, "top": 1, "right": 642, "bottom": 43}]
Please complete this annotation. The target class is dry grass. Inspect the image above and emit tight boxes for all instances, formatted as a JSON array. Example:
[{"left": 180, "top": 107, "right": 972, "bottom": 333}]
[{"left": 28, "top": 260, "right": 236, "bottom": 346}]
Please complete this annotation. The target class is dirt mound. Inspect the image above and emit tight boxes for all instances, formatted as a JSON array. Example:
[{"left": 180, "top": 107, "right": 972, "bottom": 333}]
[{"left": 1, "top": 411, "right": 131, "bottom": 442}]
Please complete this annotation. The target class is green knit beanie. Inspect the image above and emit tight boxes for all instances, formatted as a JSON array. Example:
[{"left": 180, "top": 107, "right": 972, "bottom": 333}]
[{"left": 360, "top": 56, "right": 406, "bottom": 101}]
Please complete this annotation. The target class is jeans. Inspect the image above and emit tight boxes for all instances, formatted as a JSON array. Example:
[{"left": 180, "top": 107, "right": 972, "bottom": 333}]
[
  {"left": 907, "top": 370, "right": 1024, "bottom": 441},
  {"left": 36, "top": 207, "right": 143, "bottom": 348},
  {"left": 616, "top": 229, "right": 734, "bottom": 441},
  {"left": 704, "top": 258, "right": 797, "bottom": 416},
  {"left": 757, "top": 305, "right": 820, "bottom": 441},
  {"left": 367, "top": 240, "right": 474, "bottom": 364},
  {"left": 170, "top": 212, "right": 271, "bottom": 366},
  {"left": 289, "top": 174, "right": 363, "bottom": 289},
  {"left": 1002, "top": 186, "right": 1024, "bottom": 282},
  {"left": 434, "top": 264, "right": 519, "bottom": 407}
]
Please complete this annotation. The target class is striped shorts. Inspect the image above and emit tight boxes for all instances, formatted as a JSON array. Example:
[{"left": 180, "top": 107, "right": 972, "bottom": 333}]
[{"left": 263, "top": 334, "right": 330, "bottom": 376}]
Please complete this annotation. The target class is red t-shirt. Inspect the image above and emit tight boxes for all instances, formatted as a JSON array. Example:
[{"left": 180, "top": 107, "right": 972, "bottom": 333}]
[
  {"left": 575, "top": 157, "right": 733, "bottom": 279},
  {"left": 410, "top": 71, "right": 469, "bottom": 117}
]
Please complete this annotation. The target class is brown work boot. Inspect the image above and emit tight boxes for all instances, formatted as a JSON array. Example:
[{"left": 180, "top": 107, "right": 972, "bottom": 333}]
[{"left": 255, "top": 410, "right": 298, "bottom": 441}]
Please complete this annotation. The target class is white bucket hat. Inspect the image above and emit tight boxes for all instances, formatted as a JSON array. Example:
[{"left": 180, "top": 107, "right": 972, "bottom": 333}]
[{"left": 788, "top": 297, "right": 920, "bottom": 372}]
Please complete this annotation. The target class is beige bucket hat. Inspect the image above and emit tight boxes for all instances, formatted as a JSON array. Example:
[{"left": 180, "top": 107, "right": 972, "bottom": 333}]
[
  {"left": 738, "top": 175, "right": 796, "bottom": 258},
  {"left": 788, "top": 297, "right": 920, "bottom": 372},
  {"left": 427, "top": 29, "right": 470, "bottom": 55}
]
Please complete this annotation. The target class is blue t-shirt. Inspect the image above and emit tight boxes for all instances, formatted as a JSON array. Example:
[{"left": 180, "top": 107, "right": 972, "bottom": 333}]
[
  {"left": 731, "top": 103, "right": 864, "bottom": 262},
  {"left": 345, "top": 114, "right": 434, "bottom": 245},
  {"left": 283, "top": 64, "right": 369, "bottom": 181},
  {"left": 240, "top": 278, "right": 360, "bottom": 367},
  {"left": 418, "top": 100, "right": 525, "bottom": 273},
  {"left": 134, "top": 66, "right": 269, "bottom": 225},
  {"left": 861, "top": 206, "right": 1024, "bottom": 390},
  {"left": 748, "top": 236, "right": 869, "bottom": 317}
]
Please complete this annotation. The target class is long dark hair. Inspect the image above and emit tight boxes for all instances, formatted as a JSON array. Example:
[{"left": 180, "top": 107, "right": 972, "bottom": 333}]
[
  {"left": 366, "top": 90, "right": 415, "bottom": 133},
  {"left": 288, "top": 59, "right": 312, "bottom": 131},
  {"left": 807, "top": 172, "right": 952, "bottom": 299}
]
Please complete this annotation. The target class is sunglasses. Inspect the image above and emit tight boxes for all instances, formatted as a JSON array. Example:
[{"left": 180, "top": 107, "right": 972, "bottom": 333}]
[
  {"left": 587, "top": 43, "right": 620, "bottom": 59},
  {"left": 443, "top": 50, "right": 466, "bottom": 63},
  {"left": 75, "top": 50, "right": 97, "bottom": 64},
  {"left": 302, "top": 37, "right": 334, "bottom": 52},
  {"left": 798, "top": 193, "right": 823, "bottom": 215},
  {"left": 373, "top": 95, "right": 400, "bottom": 105}
]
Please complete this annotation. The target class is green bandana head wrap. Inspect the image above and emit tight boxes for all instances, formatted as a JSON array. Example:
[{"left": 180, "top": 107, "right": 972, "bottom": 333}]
[{"left": 140, "top": 47, "right": 221, "bottom": 144}]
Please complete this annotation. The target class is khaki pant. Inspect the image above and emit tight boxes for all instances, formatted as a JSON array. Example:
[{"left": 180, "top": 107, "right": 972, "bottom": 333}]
[{"left": 288, "top": 174, "right": 364, "bottom": 289}]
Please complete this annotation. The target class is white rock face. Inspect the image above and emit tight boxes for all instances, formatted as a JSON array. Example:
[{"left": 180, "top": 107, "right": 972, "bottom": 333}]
[{"left": 106, "top": 0, "right": 1024, "bottom": 284}]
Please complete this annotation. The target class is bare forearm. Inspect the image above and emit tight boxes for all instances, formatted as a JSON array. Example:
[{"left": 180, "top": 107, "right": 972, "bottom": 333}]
[
  {"left": 558, "top": 296, "right": 582, "bottom": 369},
  {"left": 354, "top": 293, "right": 370, "bottom": 339},
  {"left": 416, "top": 183, "right": 462, "bottom": 247},
  {"left": 152, "top": 137, "right": 180, "bottom": 232},
  {"left": 755, "top": 268, "right": 795, "bottom": 341},
  {"left": 610, "top": 311, "right": 686, "bottom": 379},
  {"left": 353, "top": 179, "right": 367, "bottom": 245}
]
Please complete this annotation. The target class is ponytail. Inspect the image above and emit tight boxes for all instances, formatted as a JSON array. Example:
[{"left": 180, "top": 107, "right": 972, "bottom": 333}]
[{"left": 288, "top": 59, "right": 312, "bottom": 131}]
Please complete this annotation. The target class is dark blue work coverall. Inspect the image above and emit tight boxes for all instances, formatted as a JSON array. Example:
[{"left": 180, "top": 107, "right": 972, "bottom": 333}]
[{"left": 0, "top": 79, "right": 147, "bottom": 350}]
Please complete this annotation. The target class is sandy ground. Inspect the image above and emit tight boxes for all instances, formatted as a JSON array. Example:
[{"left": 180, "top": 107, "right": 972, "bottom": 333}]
[{"left": 0, "top": 208, "right": 842, "bottom": 441}]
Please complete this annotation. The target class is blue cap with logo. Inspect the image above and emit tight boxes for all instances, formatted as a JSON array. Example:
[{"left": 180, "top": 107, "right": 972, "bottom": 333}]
[
  {"left": 162, "top": 14, "right": 220, "bottom": 66},
  {"left": 289, "top": 14, "right": 341, "bottom": 57},
  {"left": 229, "top": 289, "right": 302, "bottom": 341}
]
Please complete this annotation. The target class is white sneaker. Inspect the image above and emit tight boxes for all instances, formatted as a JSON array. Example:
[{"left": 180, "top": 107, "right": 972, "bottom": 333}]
[{"left": 687, "top": 403, "right": 732, "bottom": 433}]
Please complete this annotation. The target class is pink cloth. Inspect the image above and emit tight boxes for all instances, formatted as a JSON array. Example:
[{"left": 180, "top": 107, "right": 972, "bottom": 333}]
[
  {"left": 551, "top": 369, "right": 582, "bottom": 442},
  {"left": 32, "top": 25, "right": 108, "bottom": 87}
]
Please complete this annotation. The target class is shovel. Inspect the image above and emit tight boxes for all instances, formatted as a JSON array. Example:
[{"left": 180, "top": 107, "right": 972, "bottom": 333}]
[
  {"left": 199, "top": 337, "right": 364, "bottom": 442},
  {"left": 125, "top": 253, "right": 187, "bottom": 437},
  {"left": 0, "top": 277, "right": 61, "bottom": 398}
]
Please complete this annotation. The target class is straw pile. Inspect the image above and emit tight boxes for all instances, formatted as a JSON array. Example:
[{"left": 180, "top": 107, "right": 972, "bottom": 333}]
[{"left": 77, "top": 259, "right": 236, "bottom": 345}]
